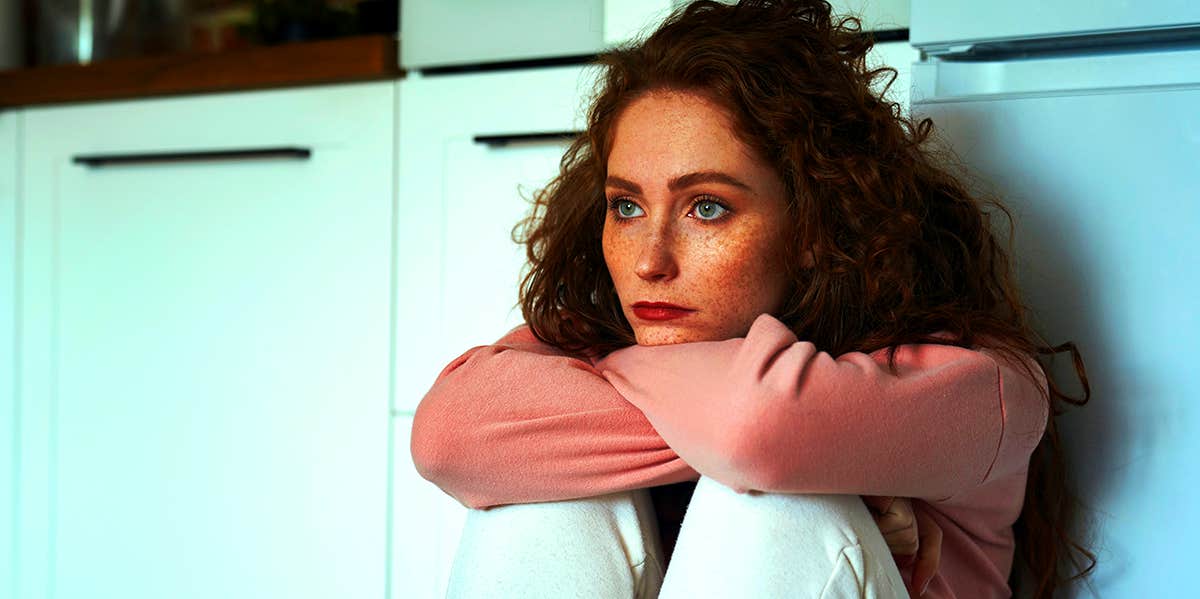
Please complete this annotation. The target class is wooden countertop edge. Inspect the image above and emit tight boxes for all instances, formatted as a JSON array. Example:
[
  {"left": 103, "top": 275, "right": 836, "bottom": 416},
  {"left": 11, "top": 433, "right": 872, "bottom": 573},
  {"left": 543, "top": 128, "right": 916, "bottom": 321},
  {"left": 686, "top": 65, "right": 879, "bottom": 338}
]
[{"left": 0, "top": 34, "right": 403, "bottom": 109}]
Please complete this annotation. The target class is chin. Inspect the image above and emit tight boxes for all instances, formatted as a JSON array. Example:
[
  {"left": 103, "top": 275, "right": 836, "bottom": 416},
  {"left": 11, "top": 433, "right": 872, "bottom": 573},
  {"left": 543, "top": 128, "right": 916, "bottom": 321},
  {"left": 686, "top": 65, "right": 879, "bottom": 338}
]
[{"left": 633, "top": 326, "right": 721, "bottom": 346}]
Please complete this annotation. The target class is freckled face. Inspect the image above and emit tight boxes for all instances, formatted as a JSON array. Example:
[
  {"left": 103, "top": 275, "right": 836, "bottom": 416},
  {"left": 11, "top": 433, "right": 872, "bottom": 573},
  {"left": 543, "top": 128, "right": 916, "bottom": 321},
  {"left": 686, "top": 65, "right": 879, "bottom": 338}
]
[{"left": 603, "top": 90, "right": 792, "bottom": 346}]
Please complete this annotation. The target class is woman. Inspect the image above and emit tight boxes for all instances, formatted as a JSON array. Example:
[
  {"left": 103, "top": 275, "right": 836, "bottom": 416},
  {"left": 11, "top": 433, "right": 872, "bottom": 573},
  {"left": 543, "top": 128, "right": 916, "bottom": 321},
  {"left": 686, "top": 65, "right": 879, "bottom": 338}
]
[{"left": 412, "top": 1, "right": 1095, "bottom": 597}]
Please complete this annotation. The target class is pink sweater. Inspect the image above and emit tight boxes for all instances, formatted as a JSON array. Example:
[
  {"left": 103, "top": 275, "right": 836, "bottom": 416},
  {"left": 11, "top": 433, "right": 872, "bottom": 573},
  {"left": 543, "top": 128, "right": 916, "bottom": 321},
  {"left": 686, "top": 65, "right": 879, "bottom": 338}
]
[{"left": 411, "top": 313, "right": 1048, "bottom": 599}]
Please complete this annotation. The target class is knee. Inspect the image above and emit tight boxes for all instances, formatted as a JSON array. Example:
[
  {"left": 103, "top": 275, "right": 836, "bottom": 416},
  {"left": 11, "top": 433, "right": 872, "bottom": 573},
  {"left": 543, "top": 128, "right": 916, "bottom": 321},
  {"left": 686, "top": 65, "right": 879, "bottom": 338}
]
[
  {"left": 450, "top": 491, "right": 663, "bottom": 598},
  {"left": 685, "top": 476, "right": 881, "bottom": 549},
  {"left": 662, "top": 479, "right": 906, "bottom": 598},
  {"left": 456, "top": 489, "right": 660, "bottom": 567},
  {"left": 466, "top": 490, "right": 647, "bottom": 532}
]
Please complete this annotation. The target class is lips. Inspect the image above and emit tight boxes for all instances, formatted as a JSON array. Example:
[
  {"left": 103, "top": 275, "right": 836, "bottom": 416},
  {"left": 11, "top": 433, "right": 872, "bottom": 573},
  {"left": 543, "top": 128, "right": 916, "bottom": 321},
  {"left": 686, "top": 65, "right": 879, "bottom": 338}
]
[{"left": 631, "top": 301, "right": 696, "bottom": 321}]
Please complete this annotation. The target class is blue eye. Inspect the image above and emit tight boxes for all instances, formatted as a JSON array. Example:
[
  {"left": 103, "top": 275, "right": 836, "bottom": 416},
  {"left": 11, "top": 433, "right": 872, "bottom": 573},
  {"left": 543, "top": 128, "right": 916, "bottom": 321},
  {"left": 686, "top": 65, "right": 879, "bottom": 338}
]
[
  {"left": 692, "top": 198, "right": 730, "bottom": 221},
  {"left": 610, "top": 198, "right": 644, "bottom": 219}
]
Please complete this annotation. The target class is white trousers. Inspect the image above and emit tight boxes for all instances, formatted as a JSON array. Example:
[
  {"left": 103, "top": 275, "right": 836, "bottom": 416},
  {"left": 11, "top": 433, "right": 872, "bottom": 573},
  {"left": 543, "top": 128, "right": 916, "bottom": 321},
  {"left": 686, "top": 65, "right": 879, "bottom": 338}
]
[{"left": 445, "top": 476, "right": 909, "bottom": 598}]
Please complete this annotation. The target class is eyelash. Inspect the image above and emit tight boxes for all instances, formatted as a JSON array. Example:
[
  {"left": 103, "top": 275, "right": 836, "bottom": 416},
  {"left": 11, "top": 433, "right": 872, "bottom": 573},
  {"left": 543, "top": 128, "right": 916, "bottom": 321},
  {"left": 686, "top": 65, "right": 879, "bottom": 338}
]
[{"left": 606, "top": 195, "right": 733, "bottom": 224}]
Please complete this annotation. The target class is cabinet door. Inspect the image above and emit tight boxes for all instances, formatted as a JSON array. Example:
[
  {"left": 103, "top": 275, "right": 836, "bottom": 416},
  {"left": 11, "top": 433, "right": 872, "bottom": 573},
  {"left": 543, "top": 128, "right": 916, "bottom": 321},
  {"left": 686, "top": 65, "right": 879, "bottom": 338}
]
[
  {"left": 401, "top": 0, "right": 680, "bottom": 69},
  {"left": 869, "top": 40, "right": 922, "bottom": 112},
  {"left": 393, "top": 65, "right": 598, "bottom": 598},
  {"left": 401, "top": 0, "right": 606, "bottom": 69},
  {"left": 16, "top": 81, "right": 394, "bottom": 599},
  {"left": 827, "top": 1, "right": 919, "bottom": 112},
  {"left": 392, "top": 422, "right": 466, "bottom": 599},
  {"left": 831, "top": 0, "right": 910, "bottom": 30},
  {"left": 603, "top": 0, "right": 678, "bottom": 46},
  {"left": 0, "top": 109, "right": 17, "bottom": 597},
  {"left": 394, "top": 65, "right": 599, "bottom": 413},
  {"left": 401, "top": 1, "right": 908, "bottom": 71}
]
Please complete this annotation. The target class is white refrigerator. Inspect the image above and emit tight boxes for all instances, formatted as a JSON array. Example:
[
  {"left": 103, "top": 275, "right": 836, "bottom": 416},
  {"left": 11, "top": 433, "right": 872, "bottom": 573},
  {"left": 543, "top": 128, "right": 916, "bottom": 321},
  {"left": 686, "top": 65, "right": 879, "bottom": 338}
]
[{"left": 909, "top": 2, "right": 1200, "bottom": 596}]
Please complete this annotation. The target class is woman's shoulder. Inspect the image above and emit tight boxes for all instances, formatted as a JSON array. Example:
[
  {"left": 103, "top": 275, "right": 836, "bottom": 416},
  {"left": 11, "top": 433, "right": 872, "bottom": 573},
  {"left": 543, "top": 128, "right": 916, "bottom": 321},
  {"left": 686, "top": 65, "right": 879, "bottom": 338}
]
[
  {"left": 499, "top": 323, "right": 536, "bottom": 344},
  {"left": 492, "top": 323, "right": 605, "bottom": 364}
]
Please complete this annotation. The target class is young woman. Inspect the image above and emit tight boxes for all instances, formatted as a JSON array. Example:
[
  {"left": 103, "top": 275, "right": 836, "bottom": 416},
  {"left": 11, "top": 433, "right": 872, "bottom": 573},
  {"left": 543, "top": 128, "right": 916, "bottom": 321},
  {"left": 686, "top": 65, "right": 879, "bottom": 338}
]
[{"left": 412, "top": 1, "right": 1094, "bottom": 597}]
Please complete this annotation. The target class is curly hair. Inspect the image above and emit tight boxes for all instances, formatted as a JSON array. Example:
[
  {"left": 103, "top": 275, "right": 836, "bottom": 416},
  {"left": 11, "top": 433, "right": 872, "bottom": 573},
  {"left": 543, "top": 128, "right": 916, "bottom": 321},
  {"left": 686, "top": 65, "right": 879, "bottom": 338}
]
[{"left": 514, "top": 1, "right": 1095, "bottom": 595}]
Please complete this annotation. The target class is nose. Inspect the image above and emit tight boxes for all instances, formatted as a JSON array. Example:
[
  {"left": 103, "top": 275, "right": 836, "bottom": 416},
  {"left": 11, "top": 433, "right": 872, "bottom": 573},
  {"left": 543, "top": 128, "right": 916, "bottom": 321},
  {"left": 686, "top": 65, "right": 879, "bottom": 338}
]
[{"left": 634, "top": 229, "right": 680, "bottom": 282}]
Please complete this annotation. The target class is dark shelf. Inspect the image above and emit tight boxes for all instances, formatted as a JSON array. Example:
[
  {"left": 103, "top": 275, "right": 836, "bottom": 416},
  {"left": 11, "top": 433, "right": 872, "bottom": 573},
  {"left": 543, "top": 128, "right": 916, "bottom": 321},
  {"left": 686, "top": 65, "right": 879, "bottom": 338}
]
[{"left": 0, "top": 34, "right": 402, "bottom": 108}]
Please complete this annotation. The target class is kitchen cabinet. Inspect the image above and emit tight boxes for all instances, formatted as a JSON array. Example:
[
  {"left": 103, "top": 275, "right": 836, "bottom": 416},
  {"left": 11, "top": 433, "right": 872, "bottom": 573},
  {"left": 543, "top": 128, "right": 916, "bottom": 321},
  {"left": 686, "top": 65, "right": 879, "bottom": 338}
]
[
  {"left": 870, "top": 41, "right": 922, "bottom": 111},
  {"left": 831, "top": 0, "right": 910, "bottom": 30},
  {"left": 401, "top": 0, "right": 676, "bottom": 69},
  {"left": 393, "top": 64, "right": 600, "bottom": 413},
  {"left": 1, "top": 109, "right": 17, "bottom": 597},
  {"left": 14, "top": 81, "right": 395, "bottom": 599},
  {"left": 391, "top": 413, "right": 456, "bottom": 598},
  {"left": 398, "top": 0, "right": 917, "bottom": 113},
  {"left": 827, "top": 0, "right": 919, "bottom": 111},
  {"left": 392, "top": 64, "right": 599, "bottom": 597}
]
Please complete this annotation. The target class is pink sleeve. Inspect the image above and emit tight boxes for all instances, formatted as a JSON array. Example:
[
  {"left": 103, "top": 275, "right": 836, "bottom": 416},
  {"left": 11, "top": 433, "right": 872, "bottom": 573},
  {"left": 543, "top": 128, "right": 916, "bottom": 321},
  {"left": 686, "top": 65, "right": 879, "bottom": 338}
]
[
  {"left": 409, "top": 326, "right": 699, "bottom": 509},
  {"left": 593, "top": 313, "right": 1049, "bottom": 501}
]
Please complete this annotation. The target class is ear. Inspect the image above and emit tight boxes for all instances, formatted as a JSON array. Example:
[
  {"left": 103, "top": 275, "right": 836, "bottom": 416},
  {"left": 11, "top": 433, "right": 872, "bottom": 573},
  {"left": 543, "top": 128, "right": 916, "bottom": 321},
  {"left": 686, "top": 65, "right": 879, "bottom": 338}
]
[{"left": 801, "top": 247, "right": 815, "bottom": 269}]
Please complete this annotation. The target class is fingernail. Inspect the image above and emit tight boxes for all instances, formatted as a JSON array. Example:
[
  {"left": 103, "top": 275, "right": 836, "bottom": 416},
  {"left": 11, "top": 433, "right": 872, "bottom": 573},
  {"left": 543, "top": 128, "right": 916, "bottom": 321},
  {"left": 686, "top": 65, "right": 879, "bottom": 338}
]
[{"left": 920, "top": 577, "right": 932, "bottom": 595}]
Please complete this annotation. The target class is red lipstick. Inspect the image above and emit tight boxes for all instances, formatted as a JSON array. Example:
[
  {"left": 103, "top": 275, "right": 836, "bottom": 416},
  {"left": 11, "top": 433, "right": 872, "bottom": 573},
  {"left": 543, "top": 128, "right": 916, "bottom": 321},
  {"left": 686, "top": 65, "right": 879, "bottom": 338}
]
[{"left": 632, "top": 301, "right": 696, "bottom": 321}]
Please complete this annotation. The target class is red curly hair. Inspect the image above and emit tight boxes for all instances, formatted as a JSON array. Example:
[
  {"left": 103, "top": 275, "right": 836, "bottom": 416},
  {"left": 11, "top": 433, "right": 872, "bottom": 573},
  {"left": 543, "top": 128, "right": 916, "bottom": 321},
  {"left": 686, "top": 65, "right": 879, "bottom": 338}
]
[{"left": 514, "top": 1, "right": 1095, "bottom": 595}]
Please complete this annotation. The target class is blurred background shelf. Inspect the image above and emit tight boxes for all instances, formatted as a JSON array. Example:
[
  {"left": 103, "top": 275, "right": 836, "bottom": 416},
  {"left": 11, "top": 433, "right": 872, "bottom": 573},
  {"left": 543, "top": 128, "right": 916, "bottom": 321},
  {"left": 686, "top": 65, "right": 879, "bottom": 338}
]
[{"left": 0, "top": 33, "right": 400, "bottom": 108}]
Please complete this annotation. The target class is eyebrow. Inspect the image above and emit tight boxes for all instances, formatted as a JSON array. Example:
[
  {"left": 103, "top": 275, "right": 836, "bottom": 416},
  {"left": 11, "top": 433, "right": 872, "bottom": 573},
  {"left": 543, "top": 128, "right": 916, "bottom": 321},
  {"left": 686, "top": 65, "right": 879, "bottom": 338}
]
[{"left": 605, "top": 170, "right": 755, "bottom": 195}]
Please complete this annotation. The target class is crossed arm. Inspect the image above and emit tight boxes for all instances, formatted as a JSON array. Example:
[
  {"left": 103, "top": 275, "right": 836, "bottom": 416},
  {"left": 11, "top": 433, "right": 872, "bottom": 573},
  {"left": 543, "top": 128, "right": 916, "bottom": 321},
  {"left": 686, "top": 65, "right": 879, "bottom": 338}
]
[
  {"left": 410, "top": 313, "right": 1048, "bottom": 510},
  {"left": 410, "top": 323, "right": 698, "bottom": 510}
]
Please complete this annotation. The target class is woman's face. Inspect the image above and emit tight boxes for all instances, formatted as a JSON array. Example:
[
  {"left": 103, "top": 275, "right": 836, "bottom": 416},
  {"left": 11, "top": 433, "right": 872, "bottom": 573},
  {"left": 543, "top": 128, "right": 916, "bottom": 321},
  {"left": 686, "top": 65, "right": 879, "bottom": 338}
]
[{"left": 603, "top": 89, "right": 793, "bottom": 346}]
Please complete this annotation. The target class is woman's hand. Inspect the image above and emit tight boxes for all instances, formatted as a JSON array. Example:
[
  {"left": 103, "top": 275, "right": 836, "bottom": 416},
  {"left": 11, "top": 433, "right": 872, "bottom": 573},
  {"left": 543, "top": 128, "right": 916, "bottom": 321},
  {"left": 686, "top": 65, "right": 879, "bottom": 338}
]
[{"left": 862, "top": 495, "right": 941, "bottom": 597}]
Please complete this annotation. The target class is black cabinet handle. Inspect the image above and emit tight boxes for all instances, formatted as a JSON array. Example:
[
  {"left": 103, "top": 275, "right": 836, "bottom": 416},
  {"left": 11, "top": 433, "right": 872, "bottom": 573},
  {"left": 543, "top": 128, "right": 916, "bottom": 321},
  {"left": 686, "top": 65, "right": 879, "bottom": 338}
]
[
  {"left": 473, "top": 131, "right": 582, "bottom": 147},
  {"left": 867, "top": 28, "right": 909, "bottom": 43},
  {"left": 72, "top": 147, "right": 312, "bottom": 167}
]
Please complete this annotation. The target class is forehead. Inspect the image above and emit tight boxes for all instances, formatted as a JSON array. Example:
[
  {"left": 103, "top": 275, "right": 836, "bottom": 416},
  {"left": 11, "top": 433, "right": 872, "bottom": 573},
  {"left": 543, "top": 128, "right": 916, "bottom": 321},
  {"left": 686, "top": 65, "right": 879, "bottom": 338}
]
[
  {"left": 618, "top": 89, "right": 735, "bottom": 131},
  {"left": 607, "top": 90, "right": 760, "bottom": 171}
]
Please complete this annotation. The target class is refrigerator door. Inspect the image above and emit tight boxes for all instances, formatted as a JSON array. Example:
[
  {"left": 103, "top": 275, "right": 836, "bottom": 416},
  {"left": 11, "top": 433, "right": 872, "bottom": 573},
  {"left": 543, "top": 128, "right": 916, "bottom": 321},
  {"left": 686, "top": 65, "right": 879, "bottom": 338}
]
[
  {"left": 911, "top": 46, "right": 1200, "bottom": 103},
  {"left": 910, "top": 0, "right": 1200, "bottom": 51},
  {"left": 912, "top": 51, "right": 1199, "bottom": 597}
]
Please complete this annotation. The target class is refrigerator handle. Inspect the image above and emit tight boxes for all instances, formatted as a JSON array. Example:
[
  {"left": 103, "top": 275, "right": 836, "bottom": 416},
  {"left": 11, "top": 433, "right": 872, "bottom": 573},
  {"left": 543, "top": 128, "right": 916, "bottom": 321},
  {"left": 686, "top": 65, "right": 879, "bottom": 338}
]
[{"left": 911, "top": 46, "right": 1200, "bottom": 103}]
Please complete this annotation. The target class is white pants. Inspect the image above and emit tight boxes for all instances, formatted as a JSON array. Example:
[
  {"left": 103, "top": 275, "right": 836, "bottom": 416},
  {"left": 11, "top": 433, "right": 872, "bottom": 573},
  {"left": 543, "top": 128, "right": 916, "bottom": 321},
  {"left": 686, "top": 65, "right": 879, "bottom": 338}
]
[{"left": 446, "top": 476, "right": 909, "bottom": 598}]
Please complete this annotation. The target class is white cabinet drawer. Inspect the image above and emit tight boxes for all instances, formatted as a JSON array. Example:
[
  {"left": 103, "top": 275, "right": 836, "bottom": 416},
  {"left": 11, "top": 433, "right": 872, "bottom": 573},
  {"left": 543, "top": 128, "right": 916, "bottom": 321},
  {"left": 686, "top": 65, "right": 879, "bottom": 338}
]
[
  {"left": 401, "top": 0, "right": 679, "bottom": 69},
  {"left": 831, "top": 0, "right": 910, "bottom": 30},
  {"left": 870, "top": 40, "right": 921, "bottom": 111},
  {"left": 15, "top": 82, "right": 395, "bottom": 599},
  {"left": 402, "top": 0, "right": 606, "bottom": 69},
  {"left": 391, "top": 414, "right": 470, "bottom": 599},
  {"left": 395, "top": 65, "right": 600, "bottom": 413},
  {"left": 400, "top": 0, "right": 909, "bottom": 71}
]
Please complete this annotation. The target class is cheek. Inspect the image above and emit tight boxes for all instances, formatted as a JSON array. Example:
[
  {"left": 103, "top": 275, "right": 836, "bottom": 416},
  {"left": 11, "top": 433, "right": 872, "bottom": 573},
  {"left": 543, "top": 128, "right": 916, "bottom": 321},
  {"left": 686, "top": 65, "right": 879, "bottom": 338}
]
[
  {"left": 601, "top": 227, "right": 632, "bottom": 284},
  {"left": 693, "top": 229, "right": 788, "bottom": 309}
]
